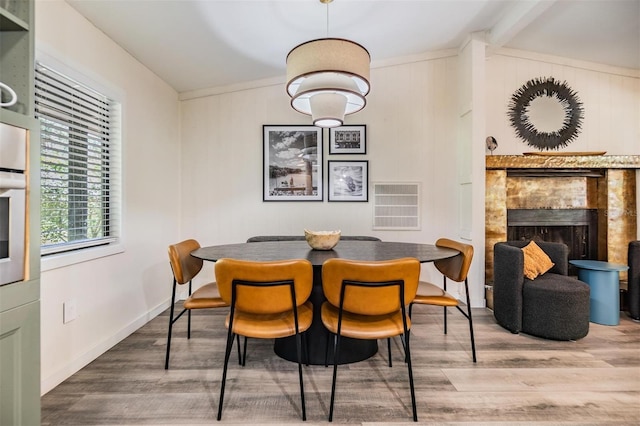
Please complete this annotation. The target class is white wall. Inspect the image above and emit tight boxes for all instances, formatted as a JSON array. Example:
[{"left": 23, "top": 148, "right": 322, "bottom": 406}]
[
  {"left": 457, "top": 34, "right": 488, "bottom": 307},
  {"left": 35, "top": 3, "right": 640, "bottom": 394},
  {"left": 36, "top": 0, "right": 180, "bottom": 394},
  {"left": 180, "top": 53, "right": 464, "bottom": 293},
  {"left": 485, "top": 48, "right": 640, "bottom": 155},
  {"left": 180, "top": 45, "right": 640, "bottom": 313}
]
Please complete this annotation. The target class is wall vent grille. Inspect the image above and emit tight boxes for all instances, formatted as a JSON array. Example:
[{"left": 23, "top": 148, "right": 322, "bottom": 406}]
[{"left": 372, "top": 182, "right": 421, "bottom": 230}]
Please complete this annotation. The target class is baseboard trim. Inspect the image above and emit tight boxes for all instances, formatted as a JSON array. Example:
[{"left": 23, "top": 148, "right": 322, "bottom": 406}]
[{"left": 41, "top": 299, "right": 170, "bottom": 395}]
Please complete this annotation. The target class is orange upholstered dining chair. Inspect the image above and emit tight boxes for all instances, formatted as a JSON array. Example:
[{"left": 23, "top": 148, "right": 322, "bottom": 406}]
[
  {"left": 321, "top": 257, "right": 421, "bottom": 422},
  {"left": 214, "top": 258, "right": 313, "bottom": 421},
  {"left": 409, "top": 238, "right": 477, "bottom": 362},
  {"left": 165, "top": 239, "right": 239, "bottom": 369}
]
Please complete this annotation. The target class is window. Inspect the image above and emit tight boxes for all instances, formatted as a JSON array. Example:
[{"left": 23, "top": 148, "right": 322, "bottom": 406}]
[{"left": 35, "top": 63, "right": 120, "bottom": 256}]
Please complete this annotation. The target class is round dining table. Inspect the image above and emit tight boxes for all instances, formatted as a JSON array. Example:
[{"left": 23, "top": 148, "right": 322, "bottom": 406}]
[{"left": 191, "top": 240, "right": 458, "bottom": 365}]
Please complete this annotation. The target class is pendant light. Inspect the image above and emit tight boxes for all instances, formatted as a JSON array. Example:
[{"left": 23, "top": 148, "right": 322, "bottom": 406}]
[{"left": 286, "top": 0, "right": 370, "bottom": 128}]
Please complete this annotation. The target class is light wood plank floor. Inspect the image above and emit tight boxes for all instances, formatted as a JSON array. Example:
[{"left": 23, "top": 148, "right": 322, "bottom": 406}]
[{"left": 41, "top": 305, "right": 640, "bottom": 425}]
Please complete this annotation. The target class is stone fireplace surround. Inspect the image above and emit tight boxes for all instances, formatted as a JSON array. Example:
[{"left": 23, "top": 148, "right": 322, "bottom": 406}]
[{"left": 485, "top": 154, "right": 639, "bottom": 309}]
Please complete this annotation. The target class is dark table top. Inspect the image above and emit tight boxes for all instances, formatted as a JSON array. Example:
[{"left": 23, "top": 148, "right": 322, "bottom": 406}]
[
  {"left": 192, "top": 239, "right": 458, "bottom": 365},
  {"left": 191, "top": 240, "right": 458, "bottom": 265}
]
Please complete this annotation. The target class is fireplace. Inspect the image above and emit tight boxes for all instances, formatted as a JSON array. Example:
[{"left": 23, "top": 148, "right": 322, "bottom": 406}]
[
  {"left": 507, "top": 209, "right": 597, "bottom": 276},
  {"left": 485, "top": 154, "right": 639, "bottom": 309}
]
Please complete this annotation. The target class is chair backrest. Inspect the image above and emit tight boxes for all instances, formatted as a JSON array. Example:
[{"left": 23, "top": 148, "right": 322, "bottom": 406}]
[
  {"left": 215, "top": 258, "right": 313, "bottom": 314},
  {"left": 168, "top": 239, "right": 203, "bottom": 285},
  {"left": 246, "top": 235, "right": 381, "bottom": 242},
  {"left": 434, "top": 238, "right": 474, "bottom": 282},
  {"left": 322, "top": 257, "right": 420, "bottom": 316},
  {"left": 340, "top": 236, "right": 381, "bottom": 241},
  {"left": 246, "top": 236, "right": 305, "bottom": 242}
]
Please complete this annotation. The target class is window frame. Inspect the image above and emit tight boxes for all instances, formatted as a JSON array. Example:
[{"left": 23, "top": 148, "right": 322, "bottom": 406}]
[{"left": 35, "top": 52, "right": 124, "bottom": 271}]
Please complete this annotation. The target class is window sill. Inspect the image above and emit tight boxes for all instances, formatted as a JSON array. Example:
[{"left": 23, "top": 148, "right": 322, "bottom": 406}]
[{"left": 41, "top": 243, "right": 125, "bottom": 272}]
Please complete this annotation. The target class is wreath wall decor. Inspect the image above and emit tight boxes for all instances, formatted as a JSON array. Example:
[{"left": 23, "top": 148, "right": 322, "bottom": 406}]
[{"left": 508, "top": 76, "right": 583, "bottom": 151}]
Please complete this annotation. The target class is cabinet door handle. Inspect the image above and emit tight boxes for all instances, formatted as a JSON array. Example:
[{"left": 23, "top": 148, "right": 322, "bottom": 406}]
[{"left": 0, "top": 81, "right": 18, "bottom": 107}]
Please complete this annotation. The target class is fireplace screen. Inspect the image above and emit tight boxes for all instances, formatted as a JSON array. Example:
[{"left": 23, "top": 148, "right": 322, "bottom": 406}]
[{"left": 507, "top": 209, "right": 598, "bottom": 276}]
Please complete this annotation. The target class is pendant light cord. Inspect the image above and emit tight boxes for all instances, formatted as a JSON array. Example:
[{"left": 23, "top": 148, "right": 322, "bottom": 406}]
[{"left": 325, "top": 1, "right": 329, "bottom": 38}]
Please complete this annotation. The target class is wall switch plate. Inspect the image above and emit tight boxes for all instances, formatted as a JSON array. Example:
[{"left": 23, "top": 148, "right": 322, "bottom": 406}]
[{"left": 63, "top": 300, "right": 77, "bottom": 324}]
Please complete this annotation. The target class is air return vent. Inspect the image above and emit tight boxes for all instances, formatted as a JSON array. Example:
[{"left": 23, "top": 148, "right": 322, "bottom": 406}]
[{"left": 372, "top": 182, "right": 421, "bottom": 230}]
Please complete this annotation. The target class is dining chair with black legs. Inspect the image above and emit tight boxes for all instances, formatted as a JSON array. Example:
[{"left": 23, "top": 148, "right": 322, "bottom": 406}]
[
  {"left": 321, "top": 257, "right": 421, "bottom": 422},
  {"left": 409, "top": 238, "right": 477, "bottom": 362},
  {"left": 214, "top": 258, "right": 313, "bottom": 421},
  {"left": 165, "top": 239, "right": 240, "bottom": 369}
]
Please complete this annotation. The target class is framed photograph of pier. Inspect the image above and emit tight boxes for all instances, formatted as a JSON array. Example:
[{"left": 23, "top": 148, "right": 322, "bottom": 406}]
[
  {"left": 329, "top": 125, "right": 366, "bottom": 155},
  {"left": 327, "top": 160, "right": 368, "bottom": 202},
  {"left": 263, "top": 125, "right": 323, "bottom": 201}
]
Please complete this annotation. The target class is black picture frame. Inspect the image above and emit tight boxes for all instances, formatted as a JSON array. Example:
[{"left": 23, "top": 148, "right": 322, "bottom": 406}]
[
  {"left": 263, "top": 125, "right": 323, "bottom": 201},
  {"left": 329, "top": 125, "right": 367, "bottom": 155},
  {"left": 327, "top": 160, "right": 368, "bottom": 202}
]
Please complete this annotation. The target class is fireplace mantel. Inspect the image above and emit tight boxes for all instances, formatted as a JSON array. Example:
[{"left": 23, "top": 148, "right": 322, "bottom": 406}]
[{"left": 486, "top": 154, "right": 640, "bottom": 169}]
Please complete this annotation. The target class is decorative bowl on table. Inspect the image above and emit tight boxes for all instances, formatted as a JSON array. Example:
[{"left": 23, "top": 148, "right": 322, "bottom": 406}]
[{"left": 304, "top": 229, "right": 341, "bottom": 250}]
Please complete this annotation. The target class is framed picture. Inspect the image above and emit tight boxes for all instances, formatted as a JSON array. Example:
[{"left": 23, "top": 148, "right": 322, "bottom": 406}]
[
  {"left": 328, "top": 160, "right": 368, "bottom": 202},
  {"left": 329, "top": 125, "right": 366, "bottom": 154},
  {"left": 263, "top": 125, "right": 323, "bottom": 201}
]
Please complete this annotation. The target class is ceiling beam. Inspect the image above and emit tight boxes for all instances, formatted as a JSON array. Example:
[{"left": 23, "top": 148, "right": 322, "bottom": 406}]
[{"left": 487, "top": 0, "right": 557, "bottom": 48}]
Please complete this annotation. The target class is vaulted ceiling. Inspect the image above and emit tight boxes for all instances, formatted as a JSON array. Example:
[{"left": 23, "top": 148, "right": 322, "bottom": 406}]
[{"left": 66, "top": 0, "right": 640, "bottom": 93}]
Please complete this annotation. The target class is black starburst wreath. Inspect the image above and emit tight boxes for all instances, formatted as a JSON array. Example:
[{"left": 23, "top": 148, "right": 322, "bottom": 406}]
[{"left": 508, "top": 77, "right": 583, "bottom": 150}]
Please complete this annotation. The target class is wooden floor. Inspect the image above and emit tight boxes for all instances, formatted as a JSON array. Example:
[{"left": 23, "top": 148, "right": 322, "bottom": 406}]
[{"left": 41, "top": 305, "right": 640, "bottom": 425}]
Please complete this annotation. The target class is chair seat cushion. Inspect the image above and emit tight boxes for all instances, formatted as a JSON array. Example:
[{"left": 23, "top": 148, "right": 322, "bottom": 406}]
[
  {"left": 184, "top": 282, "right": 228, "bottom": 309},
  {"left": 225, "top": 301, "right": 313, "bottom": 339},
  {"left": 412, "top": 281, "right": 458, "bottom": 306},
  {"left": 321, "top": 302, "right": 410, "bottom": 339},
  {"left": 522, "top": 273, "right": 590, "bottom": 340}
]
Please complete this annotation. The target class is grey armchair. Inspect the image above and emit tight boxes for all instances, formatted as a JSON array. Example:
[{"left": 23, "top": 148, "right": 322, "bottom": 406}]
[
  {"left": 628, "top": 241, "right": 640, "bottom": 320},
  {"left": 493, "top": 241, "right": 590, "bottom": 340}
]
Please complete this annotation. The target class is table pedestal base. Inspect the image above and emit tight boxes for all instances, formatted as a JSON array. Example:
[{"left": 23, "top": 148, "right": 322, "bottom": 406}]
[
  {"left": 576, "top": 268, "right": 620, "bottom": 326},
  {"left": 571, "top": 260, "right": 628, "bottom": 327},
  {"left": 274, "top": 276, "right": 378, "bottom": 365},
  {"left": 274, "top": 334, "right": 378, "bottom": 365}
]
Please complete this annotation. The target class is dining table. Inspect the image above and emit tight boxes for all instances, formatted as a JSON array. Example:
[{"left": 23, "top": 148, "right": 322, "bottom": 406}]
[{"left": 191, "top": 239, "right": 459, "bottom": 365}]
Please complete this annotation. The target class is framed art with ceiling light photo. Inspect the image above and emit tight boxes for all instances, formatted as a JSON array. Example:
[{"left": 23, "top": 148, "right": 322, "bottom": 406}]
[
  {"left": 329, "top": 125, "right": 366, "bottom": 154},
  {"left": 263, "top": 125, "right": 323, "bottom": 201},
  {"left": 327, "top": 160, "right": 368, "bottom": 202}
]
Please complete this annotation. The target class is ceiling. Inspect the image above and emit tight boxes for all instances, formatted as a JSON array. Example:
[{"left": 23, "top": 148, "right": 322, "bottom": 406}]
[{"left": 65, "top": 0, "right": 640, "bottom": 94}]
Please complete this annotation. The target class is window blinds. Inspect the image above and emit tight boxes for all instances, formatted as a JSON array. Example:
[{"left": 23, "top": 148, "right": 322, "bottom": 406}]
[{"left": 35, "top": 63, "right": 119, "bottom": 255}]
